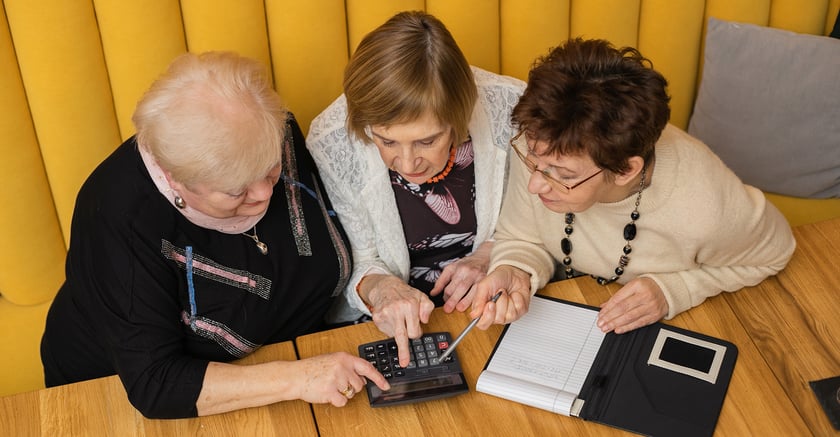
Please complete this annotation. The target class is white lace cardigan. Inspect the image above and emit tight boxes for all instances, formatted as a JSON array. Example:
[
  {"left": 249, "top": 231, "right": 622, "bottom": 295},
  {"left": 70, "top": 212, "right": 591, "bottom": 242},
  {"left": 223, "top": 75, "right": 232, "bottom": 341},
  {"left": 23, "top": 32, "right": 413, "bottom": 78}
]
[{"left": 306, "top": 67, "right": 526, "bottom": 322}]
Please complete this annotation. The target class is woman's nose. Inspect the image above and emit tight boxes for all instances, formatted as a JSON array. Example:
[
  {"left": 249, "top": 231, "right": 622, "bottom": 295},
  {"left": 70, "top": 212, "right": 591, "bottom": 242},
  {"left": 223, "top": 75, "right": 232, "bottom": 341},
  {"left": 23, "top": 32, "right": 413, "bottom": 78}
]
[
  {"left": 247, "top": 178, "right": 274, "bottom": 201},
  {"left": 527, "top": 171, "right": 551, "bottom": 194},
  {"left": 395, "top": 148, "right": 419, "bottom": 172}
]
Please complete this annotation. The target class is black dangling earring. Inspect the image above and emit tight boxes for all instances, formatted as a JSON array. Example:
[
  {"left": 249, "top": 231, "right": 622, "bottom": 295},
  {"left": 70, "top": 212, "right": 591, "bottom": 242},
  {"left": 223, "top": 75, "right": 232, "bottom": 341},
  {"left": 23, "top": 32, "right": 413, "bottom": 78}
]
[{"left": 174, "top": 195, "right": 186, "bottom": 209}]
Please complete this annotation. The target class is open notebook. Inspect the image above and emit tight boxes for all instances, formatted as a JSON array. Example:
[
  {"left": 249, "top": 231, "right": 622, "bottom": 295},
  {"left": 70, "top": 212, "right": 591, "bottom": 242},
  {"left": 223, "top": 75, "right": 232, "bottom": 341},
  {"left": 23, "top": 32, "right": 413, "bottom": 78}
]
[
  {"left": 477, "top": 295, "right": 737, "bottom": 437},
  {"left": 476, "top": 295, "right": 604, "bottom": 415}
]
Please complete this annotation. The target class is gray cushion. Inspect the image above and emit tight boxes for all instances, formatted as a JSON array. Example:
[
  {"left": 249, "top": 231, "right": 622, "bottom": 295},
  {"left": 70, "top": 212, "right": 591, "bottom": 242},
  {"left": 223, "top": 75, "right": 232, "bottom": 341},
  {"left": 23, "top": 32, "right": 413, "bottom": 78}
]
[{"left": 688, "top": 17, "right": 840, "bottom": 198}]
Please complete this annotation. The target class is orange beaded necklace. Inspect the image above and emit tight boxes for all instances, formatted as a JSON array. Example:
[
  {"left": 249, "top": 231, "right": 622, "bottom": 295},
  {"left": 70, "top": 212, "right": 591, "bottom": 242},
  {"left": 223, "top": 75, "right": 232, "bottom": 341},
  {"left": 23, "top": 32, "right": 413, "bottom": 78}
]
[{"left": 425, "top": 146, "right": 457, "bottom": 184}]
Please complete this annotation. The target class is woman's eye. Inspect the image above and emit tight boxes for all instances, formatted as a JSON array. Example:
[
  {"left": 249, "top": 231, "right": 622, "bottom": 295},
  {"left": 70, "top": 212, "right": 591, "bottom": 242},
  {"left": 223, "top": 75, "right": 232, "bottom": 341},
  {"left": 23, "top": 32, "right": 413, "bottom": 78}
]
[{"left": 381, "top": 140, "right": 395, "bottom": 147}]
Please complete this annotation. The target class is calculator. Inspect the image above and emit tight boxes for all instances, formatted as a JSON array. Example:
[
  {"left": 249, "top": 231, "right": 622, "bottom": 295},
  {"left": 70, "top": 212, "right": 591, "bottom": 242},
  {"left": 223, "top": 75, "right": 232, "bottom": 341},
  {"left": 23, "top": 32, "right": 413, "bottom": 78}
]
[{"left": 358, "top": 331, "right": 469, "bottom": 407}]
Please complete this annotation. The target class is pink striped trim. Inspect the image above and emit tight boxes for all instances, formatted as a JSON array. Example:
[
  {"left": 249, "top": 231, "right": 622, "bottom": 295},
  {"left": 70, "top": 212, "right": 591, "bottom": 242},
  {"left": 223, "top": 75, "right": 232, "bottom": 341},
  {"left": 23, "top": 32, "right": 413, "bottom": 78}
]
[
  {"left": 181, "top": 312, "right": 255, "bottom": 356},
  {"left": 170, "top": 251, "right": 257, "bottom": 289}
]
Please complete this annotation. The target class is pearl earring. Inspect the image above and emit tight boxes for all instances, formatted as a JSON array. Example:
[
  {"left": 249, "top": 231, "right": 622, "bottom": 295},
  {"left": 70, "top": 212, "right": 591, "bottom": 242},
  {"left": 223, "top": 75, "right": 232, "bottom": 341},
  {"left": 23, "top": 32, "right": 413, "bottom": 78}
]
[{"left": 174, "top": 195, "right": 186, "bottom": 209}]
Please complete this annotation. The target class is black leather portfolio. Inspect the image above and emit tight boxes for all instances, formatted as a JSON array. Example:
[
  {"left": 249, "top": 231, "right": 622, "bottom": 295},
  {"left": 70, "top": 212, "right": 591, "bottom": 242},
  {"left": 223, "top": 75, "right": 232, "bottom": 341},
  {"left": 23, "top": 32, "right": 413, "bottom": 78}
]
[{"left": 477, "top": 295, "right": 738, "bottom": 437}]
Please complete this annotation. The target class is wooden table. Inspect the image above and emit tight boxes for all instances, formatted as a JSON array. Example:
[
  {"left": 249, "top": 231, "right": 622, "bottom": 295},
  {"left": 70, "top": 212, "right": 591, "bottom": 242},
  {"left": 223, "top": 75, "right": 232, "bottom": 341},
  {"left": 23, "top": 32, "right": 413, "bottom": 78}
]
[
  {"left": 298, "top": 217, "right": 840, "bottom": 436},
  {"left": 0, "top": 341, "right": 317, "bottom": 436},
  {"left": 1, "top": 218, "right": 837, "bottom": 436},
  {"left": 724, "top": 216, "right": 840, "bottom": 435}
]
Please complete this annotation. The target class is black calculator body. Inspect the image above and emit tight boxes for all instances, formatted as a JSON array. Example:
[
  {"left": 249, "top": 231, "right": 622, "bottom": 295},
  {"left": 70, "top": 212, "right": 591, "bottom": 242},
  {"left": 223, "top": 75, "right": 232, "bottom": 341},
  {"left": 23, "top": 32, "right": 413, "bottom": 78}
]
[{"left": 358, "top": 332, "right": 469, "bottom": 407}]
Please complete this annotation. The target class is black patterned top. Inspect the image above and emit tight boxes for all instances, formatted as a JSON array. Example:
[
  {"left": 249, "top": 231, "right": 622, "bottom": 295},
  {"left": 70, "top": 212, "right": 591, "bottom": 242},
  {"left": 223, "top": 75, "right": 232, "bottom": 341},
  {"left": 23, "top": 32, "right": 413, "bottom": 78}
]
[
  {"left": 389, "top": 139, "right": 477, "bottom": 306},
  {"left": 41, "top": 116, "right": 350, "bottom": 418}
]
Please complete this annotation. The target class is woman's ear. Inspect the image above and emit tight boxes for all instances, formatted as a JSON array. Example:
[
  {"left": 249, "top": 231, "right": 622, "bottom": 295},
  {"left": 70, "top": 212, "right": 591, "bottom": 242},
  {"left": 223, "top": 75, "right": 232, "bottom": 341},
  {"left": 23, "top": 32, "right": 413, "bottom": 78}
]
[
  {"left": 613, "top": 156, "right": 645, "bottom": 187},
  {"left": 163, "top": 170, "right": 185, "bottom": 193}
]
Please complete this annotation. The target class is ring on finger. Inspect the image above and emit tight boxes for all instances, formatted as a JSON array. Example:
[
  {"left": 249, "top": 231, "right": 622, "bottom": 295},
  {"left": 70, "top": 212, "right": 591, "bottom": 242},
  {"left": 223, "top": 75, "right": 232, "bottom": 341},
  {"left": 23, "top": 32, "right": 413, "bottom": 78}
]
[{"left": 339, "top": 384, "right": 355, "bottom": 398}]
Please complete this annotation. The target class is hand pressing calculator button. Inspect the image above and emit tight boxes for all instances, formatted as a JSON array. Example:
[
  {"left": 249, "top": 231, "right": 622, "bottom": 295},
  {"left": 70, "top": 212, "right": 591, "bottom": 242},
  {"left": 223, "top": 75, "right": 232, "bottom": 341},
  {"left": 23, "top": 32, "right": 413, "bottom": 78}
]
[{"left": 358, "top": 332, "right": 469, "bottom": 407}]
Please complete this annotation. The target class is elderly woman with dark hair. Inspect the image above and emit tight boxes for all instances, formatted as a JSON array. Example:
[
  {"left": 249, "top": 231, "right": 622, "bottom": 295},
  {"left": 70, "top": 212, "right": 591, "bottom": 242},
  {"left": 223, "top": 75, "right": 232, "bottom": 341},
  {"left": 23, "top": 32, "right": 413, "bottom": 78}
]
[
  {"left": 470, "top": 38, "right": 795, "bottom": 334},
  {"left": 40, "top": 51, "right": 388, "bottom": 419}
]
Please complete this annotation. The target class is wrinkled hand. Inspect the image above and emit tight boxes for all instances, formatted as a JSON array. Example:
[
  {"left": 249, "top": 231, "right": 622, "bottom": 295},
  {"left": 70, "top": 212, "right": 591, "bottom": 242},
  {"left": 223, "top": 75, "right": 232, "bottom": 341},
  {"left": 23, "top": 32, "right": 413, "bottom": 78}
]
[
  {"left": 291, "top": 352, "right": 389, "bottom": 407},
  {"left": 429, "top": 245, "right": 491, "bottom": 314},
  {"left": 597, "top": 277, "right": 669, "bottom": 334},
  {"left": 469, "top": 265, "right": 532, "bottom": 330},
  {"left": 365, "top": 275, "right": 435, "bottom": 367}
]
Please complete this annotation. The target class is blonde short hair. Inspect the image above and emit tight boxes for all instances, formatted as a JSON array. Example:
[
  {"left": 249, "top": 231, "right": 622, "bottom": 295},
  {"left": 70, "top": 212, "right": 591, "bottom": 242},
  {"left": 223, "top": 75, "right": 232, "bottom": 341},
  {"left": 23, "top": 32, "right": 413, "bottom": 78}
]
[
  {"left": 344, "top": 11, "right": 477, "bottom": 146},
  {"left": 133, "top": 51, "right": 288, "bottom": 193}
]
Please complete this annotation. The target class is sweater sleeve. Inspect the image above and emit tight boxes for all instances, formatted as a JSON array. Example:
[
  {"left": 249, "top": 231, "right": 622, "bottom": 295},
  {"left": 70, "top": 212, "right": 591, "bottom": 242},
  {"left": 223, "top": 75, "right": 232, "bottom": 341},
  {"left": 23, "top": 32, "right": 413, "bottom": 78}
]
[
  {"left": 306, "top": 97, "right": 395, "bottom": 317},
  {"left": 645, "top": 185, "right": 795, "bottom": 319},
  {"left": 75, "top": 195, "right": 208, "bottom": 418},
  {"left": 489, "top": 147, "right": 556, "bottom": 294},
  {"left": 635, "top": 127, "right": 798, "bottom": 321}
]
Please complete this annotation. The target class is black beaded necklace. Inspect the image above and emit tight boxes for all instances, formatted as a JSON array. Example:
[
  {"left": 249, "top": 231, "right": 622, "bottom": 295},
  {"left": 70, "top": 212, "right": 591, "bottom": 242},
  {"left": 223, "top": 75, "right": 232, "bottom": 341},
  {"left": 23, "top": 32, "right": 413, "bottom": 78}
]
[{"left": 561, "top": 167, "right": 647, "bottom": 285}]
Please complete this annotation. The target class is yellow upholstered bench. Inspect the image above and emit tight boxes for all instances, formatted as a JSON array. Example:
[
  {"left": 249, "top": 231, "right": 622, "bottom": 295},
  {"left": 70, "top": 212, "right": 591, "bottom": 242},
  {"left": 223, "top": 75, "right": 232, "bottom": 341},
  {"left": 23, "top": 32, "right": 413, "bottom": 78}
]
[{"left": 2, "top": 0, "right": 838, "bottom": 397}]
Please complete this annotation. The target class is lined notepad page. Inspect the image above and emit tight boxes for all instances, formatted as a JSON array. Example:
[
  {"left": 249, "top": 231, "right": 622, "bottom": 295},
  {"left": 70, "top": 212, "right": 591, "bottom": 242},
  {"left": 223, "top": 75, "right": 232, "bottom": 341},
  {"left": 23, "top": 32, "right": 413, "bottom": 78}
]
[{"left": 476, "top": 297, "right": 606, "bottom": 415}]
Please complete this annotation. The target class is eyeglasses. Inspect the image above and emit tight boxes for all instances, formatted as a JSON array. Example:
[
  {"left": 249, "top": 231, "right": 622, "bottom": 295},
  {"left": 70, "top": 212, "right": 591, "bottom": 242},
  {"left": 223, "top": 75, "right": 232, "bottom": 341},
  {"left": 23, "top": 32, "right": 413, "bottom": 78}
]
[{"left": 509, "top": 132, "right": 604, "bottom": 193}]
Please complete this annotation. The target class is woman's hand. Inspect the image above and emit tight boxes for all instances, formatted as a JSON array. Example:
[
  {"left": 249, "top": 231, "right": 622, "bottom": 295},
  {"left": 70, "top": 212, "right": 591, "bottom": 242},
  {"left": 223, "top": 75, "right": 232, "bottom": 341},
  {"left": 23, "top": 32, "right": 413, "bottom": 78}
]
[
  {"left": 197, "top": 352, "right": 389, "bottom": 415},
  {"left": 429, "top": 241, "right": 493, "bottom": 313},
  {"left": 469, "top": 265, "right": 533, "bottom": 330},
  {"left": 361, "top": 274, "right": 435, "bottom": 367},
  {"left": 597, "top": 277, "right": 669, "bottom": 334},
  {"left": 290, "top": 352, "right": 390, "bottom": 407}
]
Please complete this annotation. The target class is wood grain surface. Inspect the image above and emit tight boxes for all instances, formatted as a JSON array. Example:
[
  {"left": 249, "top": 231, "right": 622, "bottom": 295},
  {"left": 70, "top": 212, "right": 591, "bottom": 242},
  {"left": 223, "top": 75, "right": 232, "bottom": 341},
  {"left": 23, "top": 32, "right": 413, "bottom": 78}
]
[
  {"left": 0, "top": 341, "right": 316, "bottom": 436},
  {"left": 3, "top": 218, "right": 838, "bottom": 436}
]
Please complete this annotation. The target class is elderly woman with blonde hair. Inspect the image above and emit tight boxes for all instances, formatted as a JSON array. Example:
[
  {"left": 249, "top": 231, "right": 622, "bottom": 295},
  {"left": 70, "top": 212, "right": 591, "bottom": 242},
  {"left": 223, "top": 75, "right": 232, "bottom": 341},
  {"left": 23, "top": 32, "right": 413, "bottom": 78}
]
[{"left": 41, "top": 51, "right": 388, "bottom": 419}]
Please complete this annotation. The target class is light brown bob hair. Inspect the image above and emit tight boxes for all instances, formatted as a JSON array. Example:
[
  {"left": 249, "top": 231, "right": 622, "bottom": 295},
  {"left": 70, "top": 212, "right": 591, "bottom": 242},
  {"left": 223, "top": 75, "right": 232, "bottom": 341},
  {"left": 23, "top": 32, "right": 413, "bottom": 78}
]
[{"left": 343, "top": 11, "right": 477, "bottom": 146}]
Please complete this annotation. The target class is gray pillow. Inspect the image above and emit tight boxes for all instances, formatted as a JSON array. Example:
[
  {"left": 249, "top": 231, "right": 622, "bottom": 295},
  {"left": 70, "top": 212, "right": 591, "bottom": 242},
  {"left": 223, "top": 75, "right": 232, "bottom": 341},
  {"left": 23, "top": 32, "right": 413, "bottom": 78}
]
[{"left": 688, "top": 17, "right": 840, "bottom": 198}]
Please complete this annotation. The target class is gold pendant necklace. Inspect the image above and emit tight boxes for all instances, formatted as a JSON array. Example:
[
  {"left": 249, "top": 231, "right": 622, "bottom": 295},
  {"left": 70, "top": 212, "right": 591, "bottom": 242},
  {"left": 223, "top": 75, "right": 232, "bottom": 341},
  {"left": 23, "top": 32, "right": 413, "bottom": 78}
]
[{"left": 243, "top": 226, "right": 268, "bottom": 255}]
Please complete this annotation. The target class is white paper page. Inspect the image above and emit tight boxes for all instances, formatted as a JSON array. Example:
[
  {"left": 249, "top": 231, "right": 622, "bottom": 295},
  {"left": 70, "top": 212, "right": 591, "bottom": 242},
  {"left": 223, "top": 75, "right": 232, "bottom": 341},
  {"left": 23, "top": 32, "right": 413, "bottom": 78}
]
[
  {"left": 478, "top": 297, "right": 606, "bottom": 414},
  {"left": 476, "top": 370, "right": 578, "bottom": 415}
]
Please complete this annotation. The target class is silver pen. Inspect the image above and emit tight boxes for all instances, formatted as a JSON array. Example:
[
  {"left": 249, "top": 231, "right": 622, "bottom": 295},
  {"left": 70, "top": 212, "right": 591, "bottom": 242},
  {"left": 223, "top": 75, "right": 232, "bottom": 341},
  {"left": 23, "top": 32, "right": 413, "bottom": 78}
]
[{"left": 438, "top": 290, "right": 504, "bottom": 363}]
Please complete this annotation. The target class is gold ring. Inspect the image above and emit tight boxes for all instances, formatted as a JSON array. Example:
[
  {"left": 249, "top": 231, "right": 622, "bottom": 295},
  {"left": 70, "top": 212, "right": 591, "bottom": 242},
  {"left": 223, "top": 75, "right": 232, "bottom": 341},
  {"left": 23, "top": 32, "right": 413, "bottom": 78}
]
[{"left": 339, "top": 385, "right": 355, "bottom": 398}]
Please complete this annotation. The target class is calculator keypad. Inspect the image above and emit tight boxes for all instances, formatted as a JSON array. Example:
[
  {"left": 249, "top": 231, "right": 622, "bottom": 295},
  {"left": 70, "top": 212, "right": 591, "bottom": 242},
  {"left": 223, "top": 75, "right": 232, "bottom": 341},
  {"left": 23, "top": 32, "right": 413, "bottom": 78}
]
[
  {"left": 360, "top": 332, "right": 460, "bottom": 381},
  {"left": 357, "top": 331, "right": 468, "bottom": 407}
]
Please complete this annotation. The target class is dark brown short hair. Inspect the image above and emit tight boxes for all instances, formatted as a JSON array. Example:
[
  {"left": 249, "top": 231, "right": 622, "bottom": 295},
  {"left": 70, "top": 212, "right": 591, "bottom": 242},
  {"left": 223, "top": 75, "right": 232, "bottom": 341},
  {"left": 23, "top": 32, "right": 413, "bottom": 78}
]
[{"left": 512, "top": 38, "right": 670, "bottom": 175}]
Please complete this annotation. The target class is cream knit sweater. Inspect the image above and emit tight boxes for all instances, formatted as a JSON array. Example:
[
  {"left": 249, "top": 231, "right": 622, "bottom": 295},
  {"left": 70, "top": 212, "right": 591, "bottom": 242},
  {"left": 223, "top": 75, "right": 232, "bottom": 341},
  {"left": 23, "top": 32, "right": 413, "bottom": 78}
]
[{"left": 490, "top": 124, "right": 796, "bottom": 319}]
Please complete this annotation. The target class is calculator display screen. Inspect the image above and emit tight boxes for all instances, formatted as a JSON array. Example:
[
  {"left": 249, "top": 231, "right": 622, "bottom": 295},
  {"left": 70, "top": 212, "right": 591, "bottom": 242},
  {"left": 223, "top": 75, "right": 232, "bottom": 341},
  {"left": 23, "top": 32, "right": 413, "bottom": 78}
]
[{"left": 368, "top": 373, "right": 467, "bottom": 405}]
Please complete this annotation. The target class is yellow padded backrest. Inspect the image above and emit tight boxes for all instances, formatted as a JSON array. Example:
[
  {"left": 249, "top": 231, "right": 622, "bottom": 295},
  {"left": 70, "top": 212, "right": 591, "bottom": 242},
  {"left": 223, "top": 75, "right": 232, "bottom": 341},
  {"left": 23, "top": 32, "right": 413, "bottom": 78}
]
[
  {"left": 428, "top": 1, "right": 501, "bottom": 72},
  {"left": 1, "top": 0, "right": 839, "bottom": 307},
  {"left": 500, "top": 0, "right": 571, "bottom": 81},
  {"left": 0, "top": 5, "right": 66, "bottom": 305},
  {"left": 346, "top": 0, "right": 423, "bottom": 54},
  {"left": 6, "top": 0, "right": 122, "bottom": 248},
  {"left": 94, "top": 0, "right": 187, "bottom": 140},
  {"left": 1, "top": 0, "right": 839, "bottom": 399},
  {"left": 267, "top": 0, "right": 351, "bottom": 132},
  {"left": 181, "top": 0, "right": 272, "bottom": 67}
]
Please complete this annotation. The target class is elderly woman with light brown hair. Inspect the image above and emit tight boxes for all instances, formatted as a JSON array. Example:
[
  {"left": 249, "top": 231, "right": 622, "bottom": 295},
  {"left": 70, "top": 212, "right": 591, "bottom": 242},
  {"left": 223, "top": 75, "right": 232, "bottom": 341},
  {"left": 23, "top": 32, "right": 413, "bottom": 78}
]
[
  {"left": 307, "top": 11, "right": 525, "bottom": 367},
  {"left": 41, "top": 51, "right": 388, "bottom": 419}
]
